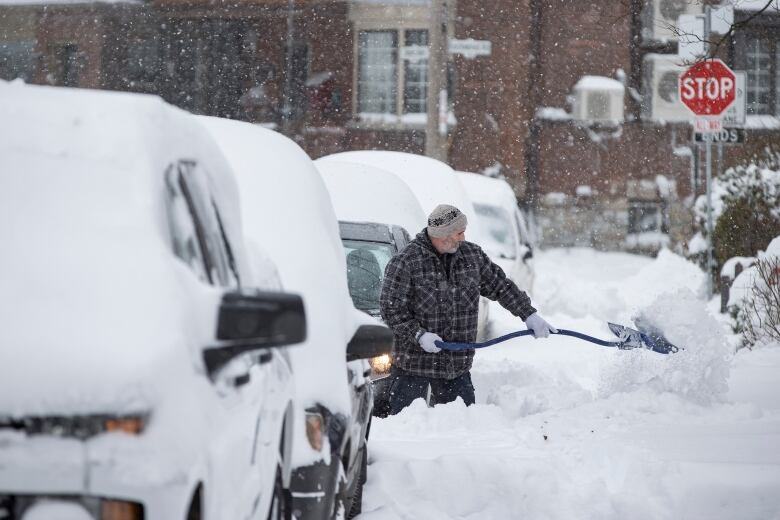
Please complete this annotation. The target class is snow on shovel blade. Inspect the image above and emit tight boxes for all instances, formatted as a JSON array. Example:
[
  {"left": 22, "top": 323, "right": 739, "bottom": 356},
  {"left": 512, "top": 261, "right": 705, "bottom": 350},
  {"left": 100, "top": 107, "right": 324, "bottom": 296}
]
[{"left": 607, "top": 323, "right": 679, "bottom": 354}]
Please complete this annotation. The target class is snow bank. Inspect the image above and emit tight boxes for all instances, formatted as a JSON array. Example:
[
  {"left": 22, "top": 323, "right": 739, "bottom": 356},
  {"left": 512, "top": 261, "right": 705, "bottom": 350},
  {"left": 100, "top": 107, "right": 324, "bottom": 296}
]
[
  {"left": 599, "top": 289, "right": 731, "bottom": 404},
  {"left": 536, "top": 248, "right": 705, "bottom": 324},
  {"left": 624, "top": 249, "right": 707, "bottom": 303}
]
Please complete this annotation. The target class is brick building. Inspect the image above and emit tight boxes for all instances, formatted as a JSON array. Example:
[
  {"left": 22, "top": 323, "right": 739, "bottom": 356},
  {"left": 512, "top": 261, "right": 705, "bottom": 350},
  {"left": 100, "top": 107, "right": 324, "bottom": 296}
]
[{"left": 2, "top": 0, "right": 778, "bottom": 252}]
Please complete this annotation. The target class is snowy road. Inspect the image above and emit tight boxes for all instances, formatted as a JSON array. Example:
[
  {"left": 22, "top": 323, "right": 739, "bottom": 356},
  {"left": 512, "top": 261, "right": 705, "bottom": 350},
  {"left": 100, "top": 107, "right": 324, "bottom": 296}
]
[{"left": 360, "top": 248, "right": 780, "bottom": 520}]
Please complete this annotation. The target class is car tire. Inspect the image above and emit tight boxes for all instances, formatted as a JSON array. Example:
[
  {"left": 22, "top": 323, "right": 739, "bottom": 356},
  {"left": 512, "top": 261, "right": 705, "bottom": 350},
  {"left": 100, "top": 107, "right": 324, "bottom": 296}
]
[
  {"left": 267, "top": 462, "right": 291, "bottom": 520},
  {"left": 347, "top": 446, "right": 367, "bottom": 520}
]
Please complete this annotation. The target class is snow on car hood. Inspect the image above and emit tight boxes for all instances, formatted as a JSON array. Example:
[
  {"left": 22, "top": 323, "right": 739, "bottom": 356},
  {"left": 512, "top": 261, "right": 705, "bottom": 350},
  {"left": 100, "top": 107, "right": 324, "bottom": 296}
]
[
  {"left": 457, "top": 171, "right": 519, "bottom": 214},
  {"left": 320, "top": 151, "right": 486, "bottom": 245},
  {"left": 0, "top": 83, "right": 232, "bottom": 417},
  {"left": 313, "top": 160, "right": 427, "bottom": 236}
]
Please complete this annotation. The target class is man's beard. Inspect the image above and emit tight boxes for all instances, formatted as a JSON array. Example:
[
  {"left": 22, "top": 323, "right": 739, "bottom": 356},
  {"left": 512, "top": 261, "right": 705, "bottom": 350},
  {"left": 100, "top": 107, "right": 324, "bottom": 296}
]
[{"left": 444, "top": 243, "right": 460, "bottom": 254}]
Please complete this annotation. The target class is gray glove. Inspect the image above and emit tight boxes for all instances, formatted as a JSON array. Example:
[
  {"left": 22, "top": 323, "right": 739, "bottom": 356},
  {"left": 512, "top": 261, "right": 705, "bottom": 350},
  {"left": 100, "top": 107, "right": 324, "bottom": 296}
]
[
  {"left": 418, "top": 331, "right": 443, "bottom": 353},
  {"left": 524, "top": 312, "right": 558, "bottom": 338}
]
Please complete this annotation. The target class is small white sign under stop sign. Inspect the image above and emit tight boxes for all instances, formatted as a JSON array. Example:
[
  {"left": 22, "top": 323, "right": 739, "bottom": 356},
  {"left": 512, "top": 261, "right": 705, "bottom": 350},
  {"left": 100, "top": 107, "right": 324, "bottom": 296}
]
[{"left": 694, "top": 117, "right": 723, "bottom": 132}]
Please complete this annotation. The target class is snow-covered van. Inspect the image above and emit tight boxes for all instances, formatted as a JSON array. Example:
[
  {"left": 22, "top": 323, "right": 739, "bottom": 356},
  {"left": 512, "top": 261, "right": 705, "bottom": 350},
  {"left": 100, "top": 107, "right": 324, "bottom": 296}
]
[
  {"left": 457, "top": 171, "right": 535, "bottom": 295},
  {"left": 199, "top": 117, "right": 393, "bottom": 520},
  {"left": 0, "top": 82, "right": 304, "bottom": 519},
  {"left": 319, "top": 151, "right": 491, "bottom": 340}
]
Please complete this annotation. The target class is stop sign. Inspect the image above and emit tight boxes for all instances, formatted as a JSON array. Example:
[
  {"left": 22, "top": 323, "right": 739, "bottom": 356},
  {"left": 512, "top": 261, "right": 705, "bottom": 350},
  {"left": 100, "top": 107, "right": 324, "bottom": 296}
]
[{"left": 679, "top": 59, "right": 737, "bottom": 116}]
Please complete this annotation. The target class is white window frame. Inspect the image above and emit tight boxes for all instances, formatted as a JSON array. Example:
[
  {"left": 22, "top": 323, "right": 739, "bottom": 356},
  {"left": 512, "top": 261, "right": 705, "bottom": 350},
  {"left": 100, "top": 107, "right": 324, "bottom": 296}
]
[
  {"left": 354, "top": 27, "right": 430, "bottom": 125},
  {"left": 349, "top": 2, "right": 453, "bottom": 128},
  {"left": 746, "top": 36, "right": 772, "bottom": 115}
]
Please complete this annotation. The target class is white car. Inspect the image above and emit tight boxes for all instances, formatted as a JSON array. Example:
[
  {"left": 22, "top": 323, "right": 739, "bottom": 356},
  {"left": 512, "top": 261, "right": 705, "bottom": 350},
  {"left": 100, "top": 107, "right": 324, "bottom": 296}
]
[
  {"left": 200, "top": 117, "right": 393, "bottom": 520},
  {"left": 457, "top": 171, "right": 536, "bottom": 294},
  {"left": 319, "top": 151, "right": 491, "bottom": 340},
  {"left": 0, "top": 83, "right": 302, "bottom": 520}
]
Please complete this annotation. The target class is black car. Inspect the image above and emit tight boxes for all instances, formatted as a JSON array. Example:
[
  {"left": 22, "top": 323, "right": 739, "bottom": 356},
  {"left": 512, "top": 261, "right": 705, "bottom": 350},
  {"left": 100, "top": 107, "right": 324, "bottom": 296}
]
[{"left": 339, "top": 221, "right": 412, "bottom": 418}]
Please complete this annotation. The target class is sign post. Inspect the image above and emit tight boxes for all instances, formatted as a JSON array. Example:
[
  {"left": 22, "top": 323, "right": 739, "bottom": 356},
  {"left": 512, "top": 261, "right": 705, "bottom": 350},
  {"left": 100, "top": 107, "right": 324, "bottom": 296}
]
[{"left": 679, "top": 51, "right": 737, "bottom": 297}]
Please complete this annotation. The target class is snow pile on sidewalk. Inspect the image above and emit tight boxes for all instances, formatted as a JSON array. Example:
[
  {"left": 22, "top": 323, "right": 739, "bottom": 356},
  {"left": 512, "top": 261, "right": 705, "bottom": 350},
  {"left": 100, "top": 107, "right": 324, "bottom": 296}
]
[
  {"left": 535, "top": 248, "right": 705, "bottom": 325},
  {"left": 599, "top": 289, "right": 731, "bottom": 404}
]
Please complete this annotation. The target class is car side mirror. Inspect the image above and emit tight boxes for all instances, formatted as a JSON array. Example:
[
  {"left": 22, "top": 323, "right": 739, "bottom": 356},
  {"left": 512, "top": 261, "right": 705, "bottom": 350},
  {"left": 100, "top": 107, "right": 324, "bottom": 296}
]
[
  {"left": 203, "top": 290, "right": 306, "bottom": 376},
  {"left": 521, "top": 243, "right": 534, "bottom": 262},
  {"left": 346, "top": 324, "right": 394, "bottom": 362}
]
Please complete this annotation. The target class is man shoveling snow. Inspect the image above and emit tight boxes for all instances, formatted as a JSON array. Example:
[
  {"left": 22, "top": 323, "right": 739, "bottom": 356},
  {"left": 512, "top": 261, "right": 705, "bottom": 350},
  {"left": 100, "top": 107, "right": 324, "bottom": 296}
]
[{"left": 379, "top": 204, "right": 556, "bottom": 414}]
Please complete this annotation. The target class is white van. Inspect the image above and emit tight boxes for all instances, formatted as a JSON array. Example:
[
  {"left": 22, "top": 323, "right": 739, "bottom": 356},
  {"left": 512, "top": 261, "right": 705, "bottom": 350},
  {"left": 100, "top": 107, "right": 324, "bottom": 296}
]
[
  {"left": 319, "top": 151, "right": 491, "bottom": 340},
  {"left": 0, "top": 83, "right": 302, "bottom": 519},
  {"left": 200, "top": 118, "right": 393, "bottom": 520},
  {"left": 457, "top": 171, "right": 536, "bottom": 294}
]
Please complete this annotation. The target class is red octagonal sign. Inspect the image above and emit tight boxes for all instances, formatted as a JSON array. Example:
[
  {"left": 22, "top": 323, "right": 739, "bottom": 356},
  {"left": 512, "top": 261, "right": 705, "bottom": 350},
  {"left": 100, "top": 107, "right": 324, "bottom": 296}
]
[{"left": 679, "top": 59, "right": 737, "bottom": 116}]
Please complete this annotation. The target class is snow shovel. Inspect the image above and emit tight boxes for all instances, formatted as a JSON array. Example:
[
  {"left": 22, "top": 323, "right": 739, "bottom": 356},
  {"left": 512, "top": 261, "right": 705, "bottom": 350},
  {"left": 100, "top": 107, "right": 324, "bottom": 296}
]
[{"left": 434, "top": 322, "right": 679, "bottom": 355}]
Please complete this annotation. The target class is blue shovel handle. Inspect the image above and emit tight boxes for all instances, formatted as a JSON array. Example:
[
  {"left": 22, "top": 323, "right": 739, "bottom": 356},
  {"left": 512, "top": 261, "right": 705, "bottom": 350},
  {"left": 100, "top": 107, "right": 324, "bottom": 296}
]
[{"left": 435, "top": 329, "right": 626, "bottom": 352}]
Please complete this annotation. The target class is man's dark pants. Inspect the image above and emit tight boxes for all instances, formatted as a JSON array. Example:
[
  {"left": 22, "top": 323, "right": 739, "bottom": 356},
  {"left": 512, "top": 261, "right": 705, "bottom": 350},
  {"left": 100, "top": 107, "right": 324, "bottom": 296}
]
[{"left": 387, "top": 369, "right": 475, "bottom": 415}]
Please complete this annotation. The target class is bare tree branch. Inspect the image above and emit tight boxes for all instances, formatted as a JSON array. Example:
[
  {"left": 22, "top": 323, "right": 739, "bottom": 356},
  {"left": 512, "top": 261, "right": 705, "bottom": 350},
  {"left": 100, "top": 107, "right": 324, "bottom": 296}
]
[{"left": 663, "top": 0, "right": 778, "bottom": 64}]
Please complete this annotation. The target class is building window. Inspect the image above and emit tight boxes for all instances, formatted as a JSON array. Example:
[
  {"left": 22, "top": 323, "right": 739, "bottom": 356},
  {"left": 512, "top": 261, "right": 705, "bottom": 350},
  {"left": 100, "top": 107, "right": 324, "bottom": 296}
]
[
  {"left": 57, "top": 44, "right": 83, "bottom": 87},
  {"left": 737, "top": 12, "right": 780, "bottom": 117},
  {"left": 357, "top": 28, "right": 431, "bottom": 120},
  {"left": 358, "top": 30, "right": 397, "bottom": 114},
  {"left": 628, "top": 200, "right": 667, "bottom": 234},
  {"left": 776, "top": 40, "right": 780, "bottom": 116},
  {"left": 745, "top": 36, "right": 772, "bottom": 115},
  {"left": 403, "top": 29, "right": 428, "bottom": 114},
  {"left": 126, "top": 37, "right": 160, "bottom": 90},
  {"left": 0, "top": 41, "right": 36, "bottom": 82}
]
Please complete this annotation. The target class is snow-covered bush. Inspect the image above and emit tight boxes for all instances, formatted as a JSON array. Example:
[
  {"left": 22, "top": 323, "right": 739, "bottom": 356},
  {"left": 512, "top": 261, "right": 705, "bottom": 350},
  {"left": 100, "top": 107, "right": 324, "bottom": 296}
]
[
  {"left": 728, "top": 236, "right": 780, "bottom": 348},
  {"left": 692, "top": 150, "right": 780, "bottom": 272}
]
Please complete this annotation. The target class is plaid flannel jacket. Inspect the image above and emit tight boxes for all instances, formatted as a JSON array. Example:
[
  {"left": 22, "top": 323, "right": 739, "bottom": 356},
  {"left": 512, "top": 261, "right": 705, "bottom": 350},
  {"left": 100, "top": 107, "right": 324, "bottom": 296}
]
[{"left": 380, "top": 230, "right": 536, "bottom": 379}]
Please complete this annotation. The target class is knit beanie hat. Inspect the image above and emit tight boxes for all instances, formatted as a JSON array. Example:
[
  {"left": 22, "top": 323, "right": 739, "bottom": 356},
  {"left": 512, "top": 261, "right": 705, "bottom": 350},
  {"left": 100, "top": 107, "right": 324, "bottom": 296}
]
[{"left": 427, "top": 204, "right": 468, "bottom": 238}]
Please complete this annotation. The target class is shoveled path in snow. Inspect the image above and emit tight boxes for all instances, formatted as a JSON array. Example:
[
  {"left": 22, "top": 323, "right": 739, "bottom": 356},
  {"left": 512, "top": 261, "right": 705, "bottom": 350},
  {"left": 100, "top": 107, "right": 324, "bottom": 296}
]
[{"left": 359, "top": 248, "right": 780, "bottom": 520}]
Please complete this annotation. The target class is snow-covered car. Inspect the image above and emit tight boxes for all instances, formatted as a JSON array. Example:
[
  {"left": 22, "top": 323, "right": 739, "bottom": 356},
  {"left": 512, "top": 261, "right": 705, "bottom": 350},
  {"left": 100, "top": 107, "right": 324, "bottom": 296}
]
[
  {"left": 200, "top": 117, "right": 393, "bottom": 520},
  {"left": 0, "top": 83, "right": 303, "bottom": 520},
  {"left": 457, "top": 171, "right": 536, "bottom": 294},
  {"left": 319, "top": 151, "right": 492, "bottom": 340},
  {"left": 314, "top": 160, "right": 428, "bottom": 416}
]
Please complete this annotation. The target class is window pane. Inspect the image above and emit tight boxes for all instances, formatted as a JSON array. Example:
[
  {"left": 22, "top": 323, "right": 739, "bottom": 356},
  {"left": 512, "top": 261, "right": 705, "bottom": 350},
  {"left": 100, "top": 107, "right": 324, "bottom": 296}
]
[
  {"left": 0, "top": 41, "right": 36, "bottom": 82},
  {"left": 474, "top": 203, "right": 516, "bottom": 259},
  {"left": 403, "top": 29, "right": 428, "bottom": 114},
  {"left": 746, "top": 37, "right": 771, "bottom": 115},
  {"left": 164, "top": 167, "right": 210, "bottom": 283},
  {"left": 358, "top": 31, "right": 397, "bottom": 114},
  {"left": 342, "top": 240, "right": 395, "bottom": 312},
  {"left": 628, "top": 202, "right": 662, "bottom": 234}
]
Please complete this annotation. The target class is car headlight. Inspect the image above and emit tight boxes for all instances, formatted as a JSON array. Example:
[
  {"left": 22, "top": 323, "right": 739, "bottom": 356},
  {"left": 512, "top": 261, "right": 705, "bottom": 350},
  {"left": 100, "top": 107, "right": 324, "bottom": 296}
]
[
  {"left": 369, "top": 354, "right": 392, "bottom": 375},
  {"left": 305, "top": 412, "right": 324, "bottom": 451},
  {"left": 104, "top": 416, "right": 145, "bottom": 435}
]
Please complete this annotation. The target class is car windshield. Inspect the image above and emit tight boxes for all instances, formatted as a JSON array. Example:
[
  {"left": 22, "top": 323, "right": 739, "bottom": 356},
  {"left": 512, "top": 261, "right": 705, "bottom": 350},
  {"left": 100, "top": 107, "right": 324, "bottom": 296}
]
[
  {"left": 474, "top": 203, "right": 516, "bottom": 259},
  {"left": 342, "top": 239, "right": 395, "bottom": 313}
]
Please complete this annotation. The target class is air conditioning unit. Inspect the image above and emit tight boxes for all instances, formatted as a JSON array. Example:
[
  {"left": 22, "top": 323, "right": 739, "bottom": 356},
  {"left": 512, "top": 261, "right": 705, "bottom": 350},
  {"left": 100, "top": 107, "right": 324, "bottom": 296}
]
[
  {"left": 642, "top": 0, "right": 703, "bottom": 43},
  {"left": 572, "top": 76, "right": 624, "bottom": 124},
  {"left": 641, "top": 53, "right": 692, "bottom": 123}
]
